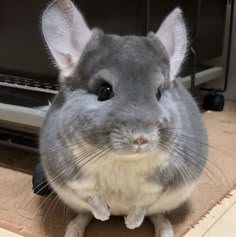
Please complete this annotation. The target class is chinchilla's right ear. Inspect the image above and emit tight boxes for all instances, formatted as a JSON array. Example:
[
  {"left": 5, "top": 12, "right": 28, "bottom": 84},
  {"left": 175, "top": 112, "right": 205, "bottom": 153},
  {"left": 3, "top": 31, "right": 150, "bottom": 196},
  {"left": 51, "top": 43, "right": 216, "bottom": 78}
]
[
  {"left": 42, "top": 0, "right": 91, "bottom": 76},
  {"left": 155, "top": 8, "right": 187, "bottom": 81}
]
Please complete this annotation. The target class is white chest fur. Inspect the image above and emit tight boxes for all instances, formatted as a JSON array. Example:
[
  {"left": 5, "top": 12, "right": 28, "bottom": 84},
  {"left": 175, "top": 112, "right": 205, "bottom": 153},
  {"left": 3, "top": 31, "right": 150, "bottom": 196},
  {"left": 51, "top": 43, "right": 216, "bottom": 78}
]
[
  {"left": 51, "top": 153, "right": 195, "bottom": 215},
  {"left": 91, "top": 153, "right": 164, "bottom": 214}
]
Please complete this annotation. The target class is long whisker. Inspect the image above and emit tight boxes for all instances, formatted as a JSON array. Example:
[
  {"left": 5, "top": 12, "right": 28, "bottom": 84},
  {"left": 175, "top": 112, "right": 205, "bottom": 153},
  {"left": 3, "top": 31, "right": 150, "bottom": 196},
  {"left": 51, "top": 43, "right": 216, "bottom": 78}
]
[
  {"left": 159, "top": 138, "right": 218, "bottom": 185},
  {"left": 21, "top": 145, "right": 100, "bottom": 200},
  {"left": 50, "top": 196, "right": 61, "bottom": 232},
  {"left": 161, "top": 132, "right": 230, "bottom": 183},
  {"left": 72, "top": 147, "right": 112, "bottom": 182},
  {"left": 38, "top": 193, "right": 56, "bottom": 230},
  {"left": 173, "top": 140, "right": 228, "bottom": 184},
  {"left": 23, "top": 145, "right": 103, "bottom": 208},
  {"left": 30, "top": 190, "right": 56, "bottom": 217},
  {"left": 159, "top": 142, "right": 197, "bottom": 182},
  {"left": 26, "top": 145, "right": 110, "bottom": 224},
  {"left": 0, "top": 181, "right": 32, "bottom": 209},
  {"left": 160, "top": 129, "right": 211, "bottom": 148},
  {"left": 46, "top": 132, "right": 110, "bottom": 153},
  {"left": 42, "top": 195, "right": 59, "bottom": 233},
  {"left": 158, "top": 144, "right": 191, "bottom": 186},
  {"left": 161, "top": 129, "right": 236, "bottom": 158}
]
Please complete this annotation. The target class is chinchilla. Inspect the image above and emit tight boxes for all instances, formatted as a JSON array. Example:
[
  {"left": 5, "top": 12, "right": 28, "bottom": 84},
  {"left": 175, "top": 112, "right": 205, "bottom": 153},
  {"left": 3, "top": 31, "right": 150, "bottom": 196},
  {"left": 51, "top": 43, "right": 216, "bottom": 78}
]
[{"left": 40, "top": 0, "right": 208, "bottom": 236}]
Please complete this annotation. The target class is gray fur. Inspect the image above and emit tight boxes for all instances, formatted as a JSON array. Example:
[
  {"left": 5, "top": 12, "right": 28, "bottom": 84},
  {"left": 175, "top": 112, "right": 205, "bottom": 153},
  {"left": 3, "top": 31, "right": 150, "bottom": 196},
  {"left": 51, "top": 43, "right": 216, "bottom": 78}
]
[
  {"left": 41, "top": 31, "right": 207, "bottom": 187},
  {"left": 40, "top": 1, "right": 207, "bottom": 236},
  {"left": 149, "top": 81, "right": 207, "bottom": 188}
]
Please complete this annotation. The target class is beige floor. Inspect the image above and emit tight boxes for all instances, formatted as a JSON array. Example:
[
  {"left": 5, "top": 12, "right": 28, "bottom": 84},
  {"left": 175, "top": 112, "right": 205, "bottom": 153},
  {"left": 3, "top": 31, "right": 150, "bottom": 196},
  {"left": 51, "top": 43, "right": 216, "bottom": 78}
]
[
  {"left": 185, "top": 188, "right": 236, "bottom": 237},
  {"left": 0, "top": 188, "right": 236, "bottom": 237}
]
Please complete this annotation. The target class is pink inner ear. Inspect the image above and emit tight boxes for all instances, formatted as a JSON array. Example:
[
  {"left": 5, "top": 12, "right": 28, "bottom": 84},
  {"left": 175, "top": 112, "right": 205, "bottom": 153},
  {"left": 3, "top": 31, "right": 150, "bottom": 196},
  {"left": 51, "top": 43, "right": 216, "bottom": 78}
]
[
  {"left": 42, "top": 0, "right": 91, "bottom": 73},
  {"left": 155, "top": 8, "right": 187, "bottom": 79},
  {"left": 162, "top": 30, "right": 175, "bottom": 58},
  {"left": 63, "top": 53, "right": 74, "bottom": 70},
  {"left": 54, "top": 51, "right": 75, "bottom": 72}
]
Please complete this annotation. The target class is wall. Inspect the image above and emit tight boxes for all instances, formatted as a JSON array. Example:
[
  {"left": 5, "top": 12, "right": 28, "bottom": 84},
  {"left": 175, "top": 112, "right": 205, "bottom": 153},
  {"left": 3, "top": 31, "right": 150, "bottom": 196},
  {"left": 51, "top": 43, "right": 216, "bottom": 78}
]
[{"left": 206, "top": 2, "right": 236, "bottom": 100}]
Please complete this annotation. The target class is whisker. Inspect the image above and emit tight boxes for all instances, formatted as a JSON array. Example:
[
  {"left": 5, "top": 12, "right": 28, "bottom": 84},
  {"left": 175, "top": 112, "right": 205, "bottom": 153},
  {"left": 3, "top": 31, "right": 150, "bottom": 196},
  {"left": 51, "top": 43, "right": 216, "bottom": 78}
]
[
  {"left": 0, "top": 182, "right": 32, "bottom": 209},
  {"left": 158, "top": 144, "right": 191, "bottom": 186},
  {"left": 39, "top": 193, "right": 57, "bottom": 231},
  {"left": 30, "top": 190, "right": 56, "bottom": 218},
  {"left": 161, "top": 129, "right": 212, "bottom": 148},
  {"left": 23, "top": 145, "right": 102, "bottom": 208},
  {"left": 174, "top": 141, "right": 228, "bottom": 184},
  {"left": 64, "top": 204, "right": 70, "bottom": 226},
  {"left": 159, "top": 143, "right": 196, "bottom": 182},
  {"left": 161, "top": 132, "right": 230, "bottom": 183},
  {"left": 161, "top": 129, "right": 236, "bottom": 158},
  {"left": 159, "top": 141, "right": 218, "bottom": 186},
  {"left": 42, "top": 195, "right": 59, "bottom": 233},
  {"left": 72, "top": 147, "right": 112, "bottom": 182}
]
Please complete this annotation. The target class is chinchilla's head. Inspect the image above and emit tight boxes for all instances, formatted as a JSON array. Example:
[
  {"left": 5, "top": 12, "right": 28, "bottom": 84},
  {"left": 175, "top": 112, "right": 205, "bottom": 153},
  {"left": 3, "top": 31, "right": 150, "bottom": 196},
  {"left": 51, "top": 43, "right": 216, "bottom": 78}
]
[{"left": 41, "top": 0, "right": 188, "bottom": 160}]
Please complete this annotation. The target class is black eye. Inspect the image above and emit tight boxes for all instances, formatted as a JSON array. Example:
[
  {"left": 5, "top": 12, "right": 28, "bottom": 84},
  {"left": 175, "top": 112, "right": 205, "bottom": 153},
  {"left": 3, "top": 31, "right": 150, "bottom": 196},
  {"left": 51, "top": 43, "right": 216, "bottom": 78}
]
[
  {"left": 156, "top": 88, "right": 162, "bottom": 101},
  {"left": 97, "top": 83, "right": 114, "bottom": 101}
]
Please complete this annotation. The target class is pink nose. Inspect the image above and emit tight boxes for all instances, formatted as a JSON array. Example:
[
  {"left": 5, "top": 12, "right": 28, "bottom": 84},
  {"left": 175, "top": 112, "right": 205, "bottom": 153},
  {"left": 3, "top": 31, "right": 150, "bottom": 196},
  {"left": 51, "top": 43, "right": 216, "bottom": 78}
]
[{"left": 133, "top": 136, "right": 148, "bottom": 145}]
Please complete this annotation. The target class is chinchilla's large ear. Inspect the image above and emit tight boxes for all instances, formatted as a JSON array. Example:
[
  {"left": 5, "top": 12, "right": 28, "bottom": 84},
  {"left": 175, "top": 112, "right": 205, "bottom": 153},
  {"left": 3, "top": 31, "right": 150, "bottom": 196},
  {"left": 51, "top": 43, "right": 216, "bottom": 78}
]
[
  {"left": 42, "top": 0, "right": 91, "bottom": 76},
  {"left": 155, "top": 8, "right": 187, "bottom": 80}
]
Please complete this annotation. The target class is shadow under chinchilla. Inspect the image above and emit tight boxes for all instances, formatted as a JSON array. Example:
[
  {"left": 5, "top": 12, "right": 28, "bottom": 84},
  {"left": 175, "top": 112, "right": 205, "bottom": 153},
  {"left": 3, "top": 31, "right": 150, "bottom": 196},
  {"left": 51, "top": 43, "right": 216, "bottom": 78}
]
[
  {"left": 167, "top": 202, "right": 191, "bottom": 228},
  {"left": 37, "top": 193, "right": 190, "bottom": 237},
  {"left": 38, "top": 197, "right": 155, "bottom": 237}
]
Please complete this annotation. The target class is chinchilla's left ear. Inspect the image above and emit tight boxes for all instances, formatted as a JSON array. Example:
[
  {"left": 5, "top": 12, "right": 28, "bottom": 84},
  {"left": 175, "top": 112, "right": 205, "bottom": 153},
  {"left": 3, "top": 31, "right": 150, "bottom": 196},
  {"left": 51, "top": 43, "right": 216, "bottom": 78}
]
[
  {"left": 155, "top": 8, "right": 187, "bottom": 80},
  {"left": 42, "top": 0, "right": 92, "bottom": 76}
]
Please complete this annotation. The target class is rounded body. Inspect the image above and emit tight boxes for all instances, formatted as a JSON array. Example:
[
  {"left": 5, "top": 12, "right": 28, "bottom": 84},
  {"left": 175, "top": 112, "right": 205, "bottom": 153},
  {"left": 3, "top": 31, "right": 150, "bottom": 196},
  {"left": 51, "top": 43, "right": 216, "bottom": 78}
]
[{"left": 40, "top": 80, "right": 207, "bottom": 216}]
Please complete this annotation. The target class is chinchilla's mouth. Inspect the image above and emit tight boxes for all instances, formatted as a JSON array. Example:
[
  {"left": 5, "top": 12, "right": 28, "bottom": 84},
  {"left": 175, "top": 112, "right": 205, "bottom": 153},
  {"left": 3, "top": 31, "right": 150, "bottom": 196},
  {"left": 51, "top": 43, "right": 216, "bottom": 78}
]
[
  {"left": 111, "top": 150, "right": 159, "bottom": 162},
  {"left": 112, "top": 146, "right": 156, "bottom": 158}
]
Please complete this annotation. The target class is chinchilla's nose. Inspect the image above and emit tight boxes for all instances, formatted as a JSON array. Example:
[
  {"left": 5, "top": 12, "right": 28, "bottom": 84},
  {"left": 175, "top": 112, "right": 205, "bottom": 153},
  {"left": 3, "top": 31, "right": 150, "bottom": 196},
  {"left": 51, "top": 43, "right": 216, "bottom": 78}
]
[{"left": 132, "top": 136, "right": 148, "bottom": 145}]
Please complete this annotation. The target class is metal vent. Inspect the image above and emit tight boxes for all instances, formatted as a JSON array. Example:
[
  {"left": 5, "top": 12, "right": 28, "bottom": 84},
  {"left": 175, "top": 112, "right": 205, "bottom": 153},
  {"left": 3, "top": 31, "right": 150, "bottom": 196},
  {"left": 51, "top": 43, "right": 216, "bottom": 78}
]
[{"left": 0, "top": 73, "right": 59, "bottom": 94}]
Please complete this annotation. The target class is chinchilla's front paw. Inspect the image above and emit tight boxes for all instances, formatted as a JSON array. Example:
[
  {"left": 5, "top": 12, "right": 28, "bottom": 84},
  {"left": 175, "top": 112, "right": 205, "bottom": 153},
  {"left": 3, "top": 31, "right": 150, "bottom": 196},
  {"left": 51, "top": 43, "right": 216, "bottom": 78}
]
[
  {"left": 88, "top": 195, "right": 110, "bottom": 221},
  {"left": 125, "top": 207, "right": 145, "bottom": 229},
  {"left": 92, "top": 203, "right": 110, "bottom": 221}
]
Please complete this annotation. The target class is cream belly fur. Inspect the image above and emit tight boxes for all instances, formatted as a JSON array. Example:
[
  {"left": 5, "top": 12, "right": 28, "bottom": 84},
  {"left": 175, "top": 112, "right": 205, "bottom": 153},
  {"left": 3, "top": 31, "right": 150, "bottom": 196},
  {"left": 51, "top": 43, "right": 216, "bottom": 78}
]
[{"left": 50, "top": 153, "right": 195, "bottom": 216}]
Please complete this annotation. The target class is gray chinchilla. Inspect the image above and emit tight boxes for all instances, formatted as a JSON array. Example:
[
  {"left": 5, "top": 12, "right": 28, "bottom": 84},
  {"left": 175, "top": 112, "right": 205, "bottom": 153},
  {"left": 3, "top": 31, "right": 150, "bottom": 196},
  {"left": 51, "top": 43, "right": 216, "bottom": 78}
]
[{"left": 40, "top": 0, "right": 208, "bottom": 236}]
